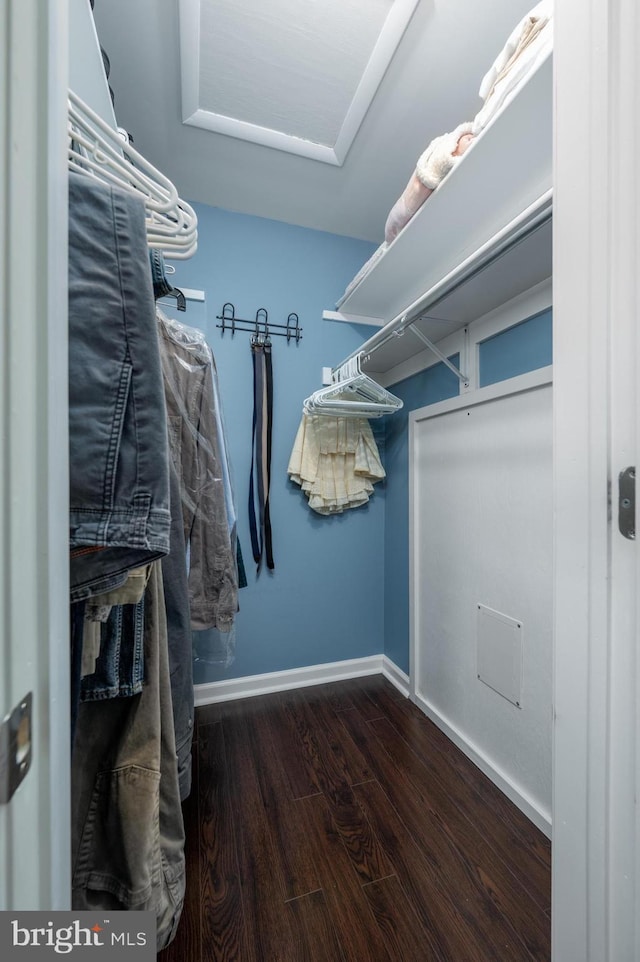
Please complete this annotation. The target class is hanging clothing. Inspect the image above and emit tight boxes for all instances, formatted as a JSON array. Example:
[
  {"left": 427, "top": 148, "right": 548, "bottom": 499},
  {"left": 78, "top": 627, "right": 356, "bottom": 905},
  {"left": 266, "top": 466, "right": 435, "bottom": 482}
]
[
  {"left": 80, "top": 598, "right": 146, "bottom": 701},
  {"left": 149, "top": 248, "right": 185, "bottom": 310},
  {"left": 236, "top": 537, "right": 248, "bottom": 589},
  {"left": 288, "top": 414, "right": 385, "bottom": 515},
  {"left": 161, "top": 461, "right": 195, "bottom": 801},
  {"left": 68, "top": 172, "right": 171, "bottom": 602},
  {"left": 68, "top": 148, "right": 192, "bottom": 955},
  {"left": 71, "top": 562, "right": 185, "bottom": 951},
  {"left": 248, "top": 339, "right": 275, "bottom": 571},
  {"left": 157, "top": 310, "right": 238, "bottom": 633},
  {"left": 69, "top": 601, "right": 86, "bottom": 752},
  {"left": 211, "top": 351, "right": 237, "bottom": 534}
]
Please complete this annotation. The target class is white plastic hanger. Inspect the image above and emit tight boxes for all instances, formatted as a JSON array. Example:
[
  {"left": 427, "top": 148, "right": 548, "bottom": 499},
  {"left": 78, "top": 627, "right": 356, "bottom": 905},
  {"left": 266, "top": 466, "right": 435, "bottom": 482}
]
[
  {"left": 303, "top": 353, "right": 403, "bottom": 418},
  {"left": 68, "top": 89, "right": 197, "bottom": 260}
]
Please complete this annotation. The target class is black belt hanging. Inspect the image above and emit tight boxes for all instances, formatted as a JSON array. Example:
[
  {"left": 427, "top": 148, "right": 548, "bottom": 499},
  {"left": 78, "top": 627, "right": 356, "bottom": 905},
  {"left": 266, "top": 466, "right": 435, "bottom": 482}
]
[{"left": 249, "top": 338, "right": 275, "bottom": 572}]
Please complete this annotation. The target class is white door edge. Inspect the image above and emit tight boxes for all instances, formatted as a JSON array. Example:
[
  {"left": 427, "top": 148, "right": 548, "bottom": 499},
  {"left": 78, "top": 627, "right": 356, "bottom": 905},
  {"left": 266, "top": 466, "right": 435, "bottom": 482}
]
[
  {"left": 553, "top": 0, "right": 640, "bottom": 957},
  {"left": 0, "top": 0, "right": 70, "bottom": 909}
]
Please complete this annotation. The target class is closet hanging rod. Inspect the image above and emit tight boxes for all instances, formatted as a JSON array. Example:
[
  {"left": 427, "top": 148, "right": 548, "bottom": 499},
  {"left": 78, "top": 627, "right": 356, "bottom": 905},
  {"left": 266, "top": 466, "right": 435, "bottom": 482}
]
[{"left": 336, "top": 188, "right": 553, "bottom": 371}]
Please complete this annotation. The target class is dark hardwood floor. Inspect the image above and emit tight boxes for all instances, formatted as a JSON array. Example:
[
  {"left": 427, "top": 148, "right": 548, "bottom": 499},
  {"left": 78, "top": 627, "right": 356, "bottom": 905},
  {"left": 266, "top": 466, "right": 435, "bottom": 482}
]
[{"left": 160, "top": 675, "right": 551, "bottom": 961}]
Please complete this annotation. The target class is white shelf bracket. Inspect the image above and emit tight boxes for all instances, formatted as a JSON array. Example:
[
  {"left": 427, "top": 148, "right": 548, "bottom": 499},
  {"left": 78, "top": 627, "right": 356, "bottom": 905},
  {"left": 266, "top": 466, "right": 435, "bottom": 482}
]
[{"left": 408, "top": 325, "right": 468, "bottom": 384}]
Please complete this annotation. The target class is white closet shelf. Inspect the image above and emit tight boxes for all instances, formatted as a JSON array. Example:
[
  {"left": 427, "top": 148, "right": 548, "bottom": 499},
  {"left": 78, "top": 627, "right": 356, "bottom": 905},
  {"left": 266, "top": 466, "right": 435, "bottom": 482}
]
[{"left": 331, "top": 53, "right": 553, "bottom": 378}]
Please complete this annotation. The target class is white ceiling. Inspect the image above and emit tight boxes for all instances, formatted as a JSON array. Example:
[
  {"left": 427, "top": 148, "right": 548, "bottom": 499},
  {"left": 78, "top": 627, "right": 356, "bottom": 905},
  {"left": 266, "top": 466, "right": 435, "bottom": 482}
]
[{"left": 93, "top": 0, "right": 540, "bottom": 242}]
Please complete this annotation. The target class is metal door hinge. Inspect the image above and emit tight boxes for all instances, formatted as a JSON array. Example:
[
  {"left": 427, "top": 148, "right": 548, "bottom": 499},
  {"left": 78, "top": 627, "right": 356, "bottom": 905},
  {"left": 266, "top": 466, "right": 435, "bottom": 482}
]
[
  {"left": 618, "top": 466, "right": 636, "bottom": 540},
  {"left": 0, "top": 692, "right": 32, "bottom": 804}
]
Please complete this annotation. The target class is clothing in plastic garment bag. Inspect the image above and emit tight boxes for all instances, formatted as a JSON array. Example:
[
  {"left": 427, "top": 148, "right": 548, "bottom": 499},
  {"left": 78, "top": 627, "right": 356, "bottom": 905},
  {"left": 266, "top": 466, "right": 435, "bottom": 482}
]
[{"left": 157, "top": 310, "right": 238, "bottom": 657}]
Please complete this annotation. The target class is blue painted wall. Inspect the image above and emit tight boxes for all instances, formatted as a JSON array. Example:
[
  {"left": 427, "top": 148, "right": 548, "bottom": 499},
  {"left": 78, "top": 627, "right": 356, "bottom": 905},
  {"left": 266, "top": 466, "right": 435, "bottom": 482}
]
[
  {"left": 384, "top": 311, "right": 553, "bottom": 675},
  {"left": 479, "top": 309, "right": 552, "bottom": 387},
  {"left": 163, "top": 204, "right": 381, "bottom": 683}
]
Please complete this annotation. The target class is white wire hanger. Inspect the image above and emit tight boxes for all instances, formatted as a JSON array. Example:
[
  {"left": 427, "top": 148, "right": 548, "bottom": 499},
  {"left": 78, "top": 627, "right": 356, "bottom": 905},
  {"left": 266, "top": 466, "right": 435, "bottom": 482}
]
[
  {"left": 303, "top": 353, "right": 403, "bottom": 419},
  {"left": 68, "top": 89, "right": 197, "bottom": 260}
]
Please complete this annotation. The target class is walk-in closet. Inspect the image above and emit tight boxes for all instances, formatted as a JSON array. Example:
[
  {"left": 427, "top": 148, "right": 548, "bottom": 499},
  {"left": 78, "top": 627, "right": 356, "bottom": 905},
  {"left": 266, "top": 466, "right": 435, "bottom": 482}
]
[{"left": 2, "top": 1, "right": 640, "bottom": 961}]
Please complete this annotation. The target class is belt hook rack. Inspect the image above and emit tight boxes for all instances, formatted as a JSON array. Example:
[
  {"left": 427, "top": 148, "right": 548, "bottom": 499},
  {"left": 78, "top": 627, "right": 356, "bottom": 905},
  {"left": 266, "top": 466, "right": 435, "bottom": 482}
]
[{"left": 216, "top": 302, "right": 302, "bottom": 344}]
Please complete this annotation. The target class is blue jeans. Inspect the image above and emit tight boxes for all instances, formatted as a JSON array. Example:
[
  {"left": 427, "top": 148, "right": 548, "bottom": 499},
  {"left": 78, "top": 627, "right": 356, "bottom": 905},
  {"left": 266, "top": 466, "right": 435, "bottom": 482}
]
[
  {"left": 80, "top": 600, "right": 146, "bottom": 701},
  {"left": 68, "top": 173, "right": 170, "bottom": 601},
  {"left": 75, "top": 457, "right": 194, "bottom": 801}
]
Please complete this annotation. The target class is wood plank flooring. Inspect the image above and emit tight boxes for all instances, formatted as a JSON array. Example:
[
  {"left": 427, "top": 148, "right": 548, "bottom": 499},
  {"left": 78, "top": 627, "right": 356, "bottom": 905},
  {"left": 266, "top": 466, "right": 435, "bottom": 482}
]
[{"left": 160, "top": 675, "right": 551, "bottom": 961}]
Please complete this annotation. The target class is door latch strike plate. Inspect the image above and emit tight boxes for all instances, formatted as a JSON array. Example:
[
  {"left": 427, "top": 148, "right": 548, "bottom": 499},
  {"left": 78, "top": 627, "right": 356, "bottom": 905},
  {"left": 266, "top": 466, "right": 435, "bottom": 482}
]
[
  {"left": 0, "top": 692, "right": 33, "bottom": 805},
  {"left": 618, "top": 466, "right": 636, "bottom": 540}
]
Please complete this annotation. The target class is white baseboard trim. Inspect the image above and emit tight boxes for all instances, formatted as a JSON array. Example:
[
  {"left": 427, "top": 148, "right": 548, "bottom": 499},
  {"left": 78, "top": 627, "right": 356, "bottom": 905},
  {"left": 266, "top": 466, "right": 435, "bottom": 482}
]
[
  {"left": 413, "top": 691, "right": 552, "bottom": 838},
  {"left": 381, "top": 656, "right": 411, "bottom": 697},
  {"left": 194, "top": 655, "right": 410, "bottom": 706},
  {"left": 195, "top": 655, "right": 368, "bottom": 706}
]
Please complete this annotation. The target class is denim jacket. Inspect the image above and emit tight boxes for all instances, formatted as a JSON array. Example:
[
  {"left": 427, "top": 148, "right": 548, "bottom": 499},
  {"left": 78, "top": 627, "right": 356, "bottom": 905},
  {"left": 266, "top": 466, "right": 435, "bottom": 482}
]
[{"left": 68, "top": 173, "right": 171, "bottom": 601}]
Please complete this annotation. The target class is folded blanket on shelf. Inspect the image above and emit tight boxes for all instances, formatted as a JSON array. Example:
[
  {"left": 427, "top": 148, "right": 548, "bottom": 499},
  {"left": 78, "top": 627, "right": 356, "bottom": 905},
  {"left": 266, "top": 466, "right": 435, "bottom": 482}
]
[
  {"left": 288, "top": 414, "right": 385, "bottom": 515},
  {"left": 415, "top": 122, "right": 475, "bottom": 190},
  {"left": 384, "top": 122, "right": 474, "bottom": 244},
  {"left": 473, "top": 0, "right": 553, "bottom": 134},
  {"left": 339, "top": 0, "right": 553, "bottom": 298}
]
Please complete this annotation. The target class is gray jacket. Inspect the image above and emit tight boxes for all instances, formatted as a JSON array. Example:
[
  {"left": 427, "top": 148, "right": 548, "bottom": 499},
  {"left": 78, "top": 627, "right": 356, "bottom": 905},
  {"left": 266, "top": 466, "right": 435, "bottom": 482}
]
[{"left": 158, "top": 316, "right": 238, "bottom": 633}]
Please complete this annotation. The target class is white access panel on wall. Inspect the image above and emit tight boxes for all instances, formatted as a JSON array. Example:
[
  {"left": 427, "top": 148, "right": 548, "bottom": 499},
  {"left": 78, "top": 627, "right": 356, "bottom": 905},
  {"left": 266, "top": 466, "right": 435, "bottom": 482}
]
[
  {"left": 476, "top": 604, "right": 523, "bottom": 708},
  {"left": 410, "top": 369, "right": 552, "bottom": 832}
]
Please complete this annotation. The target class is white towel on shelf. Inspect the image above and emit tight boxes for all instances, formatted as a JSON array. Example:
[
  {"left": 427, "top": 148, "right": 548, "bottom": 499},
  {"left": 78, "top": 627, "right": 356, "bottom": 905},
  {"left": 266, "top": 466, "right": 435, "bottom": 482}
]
[
  {"left": 473, "top": 0, "right": 553, "bottom": 135},
  {"left": 288, "top": 415, "right": 385, "bottom": 515}
]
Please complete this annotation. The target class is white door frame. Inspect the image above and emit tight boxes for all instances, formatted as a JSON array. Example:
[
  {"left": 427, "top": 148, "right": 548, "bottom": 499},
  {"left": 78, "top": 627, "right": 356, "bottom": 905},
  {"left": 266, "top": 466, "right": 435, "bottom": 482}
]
[
  {"left": 0, "top": 0, "right": 70, "bottom": 908},
  {"left": 553, "top": 0, "right": 640, "bottom": 957},
  {"left": 0, "top": 0, "right": 638, "bottom": 943}
]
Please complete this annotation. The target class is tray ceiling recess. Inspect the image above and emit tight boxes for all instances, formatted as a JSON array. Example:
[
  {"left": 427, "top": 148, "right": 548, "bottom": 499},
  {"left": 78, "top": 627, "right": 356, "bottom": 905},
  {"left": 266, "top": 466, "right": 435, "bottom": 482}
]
[{"left": 178, "top": 0, "right": 419, "bottom": 166}]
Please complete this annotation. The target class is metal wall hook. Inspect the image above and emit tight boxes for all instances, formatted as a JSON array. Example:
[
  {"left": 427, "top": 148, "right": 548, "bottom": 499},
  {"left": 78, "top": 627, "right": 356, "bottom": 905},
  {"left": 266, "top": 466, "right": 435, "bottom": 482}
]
[
  {"left": 218, "top": 302, "right": 237, "bottom": 335},
  {"left": 286, "top": 313, "right": 301, "bottom": 344},
  {"left": 215, "top": 302, "right": 303, "bottom": 343}
]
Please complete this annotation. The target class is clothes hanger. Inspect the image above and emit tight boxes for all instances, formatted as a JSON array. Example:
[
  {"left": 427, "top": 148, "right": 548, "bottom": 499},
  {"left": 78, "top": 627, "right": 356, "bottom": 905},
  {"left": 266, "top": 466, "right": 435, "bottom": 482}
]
[
  {"left": 150, "top": 249, "right": 187, "bottom": 310},
  {"left": 303, "top": 353, "right": 403, "bottom": 418},
  {"left": 161, "top": 287, "right": 187, "bottom": 312},
  {"left": 68, "top": 89, "right": 197, "bottom": 260}
]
